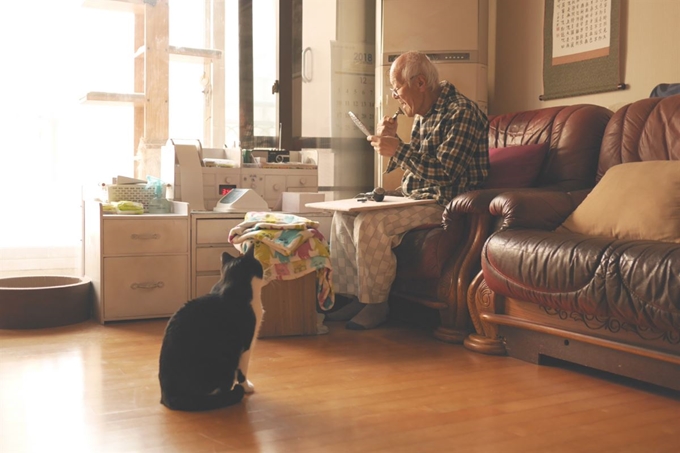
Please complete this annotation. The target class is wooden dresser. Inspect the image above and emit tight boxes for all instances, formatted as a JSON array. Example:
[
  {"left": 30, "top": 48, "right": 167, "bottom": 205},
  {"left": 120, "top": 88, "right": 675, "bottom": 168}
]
[
  {"left": 84, "top": 201, "right": 190, "bottom": 323},
  {"left": 191, "top": 211, "right": 243, "bottom": 298},
  {"left": 189, "top": 210, "right": 331, "bottom": 337},
  {"left": 190, "top": 210, "right": 331, "bottom": 298},
  {"left": 84, "top": 202, "right": 329, "bottom": 335}
]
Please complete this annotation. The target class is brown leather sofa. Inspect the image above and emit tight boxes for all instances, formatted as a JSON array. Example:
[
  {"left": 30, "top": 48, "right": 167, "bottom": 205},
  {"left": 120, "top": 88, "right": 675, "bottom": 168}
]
[
  {"left": 466, "top": 95, "right": 680, "bottom": 391},
  {"left": 390, "top": 104, "right": 613, "bottom": 342}
]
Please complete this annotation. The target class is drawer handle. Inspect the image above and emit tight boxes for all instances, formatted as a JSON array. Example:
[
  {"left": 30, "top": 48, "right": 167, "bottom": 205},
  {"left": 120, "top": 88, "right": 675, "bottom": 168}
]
[
  {"left": 130, "top": 281, "right": 165, "bottom": 290},
  {"left": 131, "top": 233, "right": 160, "bottom": 240}
]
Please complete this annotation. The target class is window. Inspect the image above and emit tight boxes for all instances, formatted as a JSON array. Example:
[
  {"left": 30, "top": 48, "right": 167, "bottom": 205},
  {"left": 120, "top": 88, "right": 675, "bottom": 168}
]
[
  {"left": 0, "top": 0, "right": 273, "bottom": 276},
  {"left": 0, "top": 0, "right": 375, "bottom": 277}
]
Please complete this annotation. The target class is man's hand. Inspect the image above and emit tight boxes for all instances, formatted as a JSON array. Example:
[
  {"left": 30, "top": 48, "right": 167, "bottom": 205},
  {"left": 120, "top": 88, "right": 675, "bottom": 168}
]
[
  {"left": 376, "top": 115, "right": 398, "bottom": 137},
  {"left": 368, "top": 135, "right": 400, "bottom": 157}
]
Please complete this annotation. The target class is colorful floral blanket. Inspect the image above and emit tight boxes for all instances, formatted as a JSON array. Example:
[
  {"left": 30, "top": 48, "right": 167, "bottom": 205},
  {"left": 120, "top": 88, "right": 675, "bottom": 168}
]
[{"left": 228, "top": 212, "right": 334, "bottom": 310}]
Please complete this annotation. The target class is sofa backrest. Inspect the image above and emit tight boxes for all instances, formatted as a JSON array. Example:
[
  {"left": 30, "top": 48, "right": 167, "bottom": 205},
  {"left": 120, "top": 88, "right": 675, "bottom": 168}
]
[
  {"left": 488, "top": 104, "right": 613, "bottom": 191},
  {"left": 597, "top": 94, "right": 680, "bottom": 182}
]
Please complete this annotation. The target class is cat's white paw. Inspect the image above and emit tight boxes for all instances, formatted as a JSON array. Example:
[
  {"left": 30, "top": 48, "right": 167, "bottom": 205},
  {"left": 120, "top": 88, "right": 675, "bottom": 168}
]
[{"left": 242, "top": 379, "right": 255, "bottom": 394}]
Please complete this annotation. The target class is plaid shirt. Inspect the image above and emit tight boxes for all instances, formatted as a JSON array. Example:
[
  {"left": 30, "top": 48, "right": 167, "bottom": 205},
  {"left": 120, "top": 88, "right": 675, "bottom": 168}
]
[{"left": 385, "top": 81, "right": 489, "bottom": 206}]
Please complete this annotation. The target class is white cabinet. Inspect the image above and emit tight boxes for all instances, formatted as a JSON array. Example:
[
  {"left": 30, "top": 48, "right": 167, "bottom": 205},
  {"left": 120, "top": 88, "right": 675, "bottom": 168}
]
[
  {"left": 241, "top": 168, "right": 319, "bottom": 209},
  {"left": 84, "top": 201, "right": 190, "bottom": 323},
  {"left": 191, "top": 209, "right": 323, "bottom": 337},
  {"left": 161, "top": 141, "right": 320, "bottom": 210},
  {"left": 190, "top": 210, "right": 332, "bottom": 299},
  {"left": 191, "top": 212, "right": 243, "bottom": 298},
  {"left": 83, "top": 200, "right": 330, "bottom": 324},
  {"left": 189, "top": 210, "right": 330, "bottom": 338}
]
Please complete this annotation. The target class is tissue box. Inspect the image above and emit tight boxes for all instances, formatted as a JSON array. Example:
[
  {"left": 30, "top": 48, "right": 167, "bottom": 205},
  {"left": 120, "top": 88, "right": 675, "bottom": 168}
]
[
  {"left": 282, "top": 192, "right": 325, "bottom": 213},
  {"left": 260, "top": 272, "right": 319, "bottom": 337}
]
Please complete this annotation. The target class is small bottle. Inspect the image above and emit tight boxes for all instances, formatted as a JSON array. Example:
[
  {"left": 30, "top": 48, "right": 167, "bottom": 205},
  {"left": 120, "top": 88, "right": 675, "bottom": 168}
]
[
  {"left": 147, "top": 177, "right": 172, "bottom": 214},
  {"left": 148, "top": 196, "right": 171, "bottom": 214}
]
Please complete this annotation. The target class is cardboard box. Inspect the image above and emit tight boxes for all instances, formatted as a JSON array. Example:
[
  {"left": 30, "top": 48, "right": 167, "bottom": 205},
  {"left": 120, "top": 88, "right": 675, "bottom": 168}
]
[
  {"left": 282, "top": 192, "right": 326, "bottom": 213},
  {"left": 260, "top": 272, "right": 319, "bottom": 337}
]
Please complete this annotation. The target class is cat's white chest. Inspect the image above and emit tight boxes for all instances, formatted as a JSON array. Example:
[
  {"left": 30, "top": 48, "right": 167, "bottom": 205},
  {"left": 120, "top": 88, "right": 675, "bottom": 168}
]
[
  {"left": 250, "top": 277, "right": 266, "bottom": 335},
  {"left": 238, "top": 277, "right": 266, "bottom": 394}
]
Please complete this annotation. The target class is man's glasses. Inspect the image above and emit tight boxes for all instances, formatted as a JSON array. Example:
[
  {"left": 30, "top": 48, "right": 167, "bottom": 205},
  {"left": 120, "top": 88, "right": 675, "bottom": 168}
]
[{"left": 390, "top": 74, "right": 420, "bottom": 99}]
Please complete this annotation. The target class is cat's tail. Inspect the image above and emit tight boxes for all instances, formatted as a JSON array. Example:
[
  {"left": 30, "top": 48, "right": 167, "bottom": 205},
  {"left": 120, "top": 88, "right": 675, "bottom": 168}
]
[{"left": 161, "top": 384, "right": 245, "bottom": 411}]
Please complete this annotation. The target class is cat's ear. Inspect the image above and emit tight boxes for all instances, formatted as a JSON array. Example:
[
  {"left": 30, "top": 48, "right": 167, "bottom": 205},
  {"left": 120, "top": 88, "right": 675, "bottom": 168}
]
[
  {"left": 243, "top": 243, "right": 256, "bottom": 258},
  {"left": 221, "top": 251, "right": 236, "bottom": 265}
]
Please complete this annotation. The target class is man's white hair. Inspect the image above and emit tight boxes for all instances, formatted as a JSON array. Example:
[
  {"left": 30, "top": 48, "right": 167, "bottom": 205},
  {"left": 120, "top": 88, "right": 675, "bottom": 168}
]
[{"left": 393, "top": 51, "right": 440, "bottom": 91}]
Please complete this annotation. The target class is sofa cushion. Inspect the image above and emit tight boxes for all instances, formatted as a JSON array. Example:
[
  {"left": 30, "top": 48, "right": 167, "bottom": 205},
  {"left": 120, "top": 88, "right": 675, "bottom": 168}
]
[
  {"left": 483, "top": 143, "right": 548, "bottom": 189},
  {"left": 483, "top": 229, "right": 680, "bottom": 332},
  {"left": 557, "top": 161, "right": 680, "bottom": 243},
  {"left": 482, "top": 230, "right": 613, "bottom": 317}
]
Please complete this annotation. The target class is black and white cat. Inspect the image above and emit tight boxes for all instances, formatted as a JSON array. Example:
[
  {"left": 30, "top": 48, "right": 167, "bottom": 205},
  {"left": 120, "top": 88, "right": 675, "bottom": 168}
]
[{"left": 158, "top": 245, "right": 265, "bottom": 411}]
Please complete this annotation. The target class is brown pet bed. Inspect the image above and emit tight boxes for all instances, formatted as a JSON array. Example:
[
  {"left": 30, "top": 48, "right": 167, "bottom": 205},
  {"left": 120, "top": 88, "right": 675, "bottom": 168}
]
[{"left": 0, "top": 276, "right": 91, "bottom": 329}]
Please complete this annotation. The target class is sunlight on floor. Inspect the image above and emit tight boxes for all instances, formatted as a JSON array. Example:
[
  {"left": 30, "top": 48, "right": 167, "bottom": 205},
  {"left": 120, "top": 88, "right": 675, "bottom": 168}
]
[{"left": 0, "top": 349, "right": 95, "bottom": 453}]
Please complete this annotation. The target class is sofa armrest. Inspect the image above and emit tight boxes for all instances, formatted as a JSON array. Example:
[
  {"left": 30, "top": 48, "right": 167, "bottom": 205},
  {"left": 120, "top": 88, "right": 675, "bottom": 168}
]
[
  {"left": 490, "top": 189, "right": 590, "bottom": 231},
  {"left": 446, "top": 189, "right": 506, "bottom": 217},
  {"left": 443, "top": 184, "right": 575, "bottom": 223}
]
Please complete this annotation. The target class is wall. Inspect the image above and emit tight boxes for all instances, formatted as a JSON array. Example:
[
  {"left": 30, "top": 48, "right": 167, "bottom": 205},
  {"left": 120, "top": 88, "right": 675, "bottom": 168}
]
[{"left": 490, "top": 0, "right": 680, "bottom": 115}]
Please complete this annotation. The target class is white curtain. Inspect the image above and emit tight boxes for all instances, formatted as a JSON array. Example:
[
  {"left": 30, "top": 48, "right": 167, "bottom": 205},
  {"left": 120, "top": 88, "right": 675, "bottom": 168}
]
[
  {"left": 0, "top": 2, "right": 135, "bottom": 277},
  {"left": 0, "top": 1, "right": 213, "bottom": 277},
  {"left": 0, "top": 1, "right": 247, "bottom": 278}
]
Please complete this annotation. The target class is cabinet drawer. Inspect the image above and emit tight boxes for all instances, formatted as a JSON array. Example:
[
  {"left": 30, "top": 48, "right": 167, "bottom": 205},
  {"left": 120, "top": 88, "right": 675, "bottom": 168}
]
[
  {"left": 286, "top": 175, "right": 317, "bottom": 189},
  {"left": 103, "top": 219, "right": 188, "bottom": 255},
  {"left": 196, "top": 219, "right": 242, "bottom": 244},
  {"left": 103, "top": 255, "right": 188, "bottom": 319},
  {"left": 265, "top": 175, "right": 287, "bottom": 201},
  {"left": 196, "top": 246, "right": 238, "bottom": 272}
]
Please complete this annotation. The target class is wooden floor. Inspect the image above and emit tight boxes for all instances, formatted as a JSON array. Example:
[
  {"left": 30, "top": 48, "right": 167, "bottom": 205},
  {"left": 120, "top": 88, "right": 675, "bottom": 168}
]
[{"left": 1, "top": 318, "right": 679, "bottom": 453}]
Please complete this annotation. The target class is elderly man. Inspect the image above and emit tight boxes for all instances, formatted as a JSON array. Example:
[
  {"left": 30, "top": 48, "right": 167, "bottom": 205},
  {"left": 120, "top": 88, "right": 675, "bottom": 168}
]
[{"left": 328, "top": 51, "right": 489, "bottom": 330}]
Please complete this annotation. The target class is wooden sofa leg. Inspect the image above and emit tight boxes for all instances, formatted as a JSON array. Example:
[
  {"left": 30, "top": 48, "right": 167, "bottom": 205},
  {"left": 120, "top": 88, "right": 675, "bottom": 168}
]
[
  {"left": 433, "top": 317, "right": 468, "bottom": 343},
  {"left": 434, "top": 283, "right": 471, "bottom": 344},
  {"left": 463, "top": 272, "right": 506, "bottom": 355}
]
